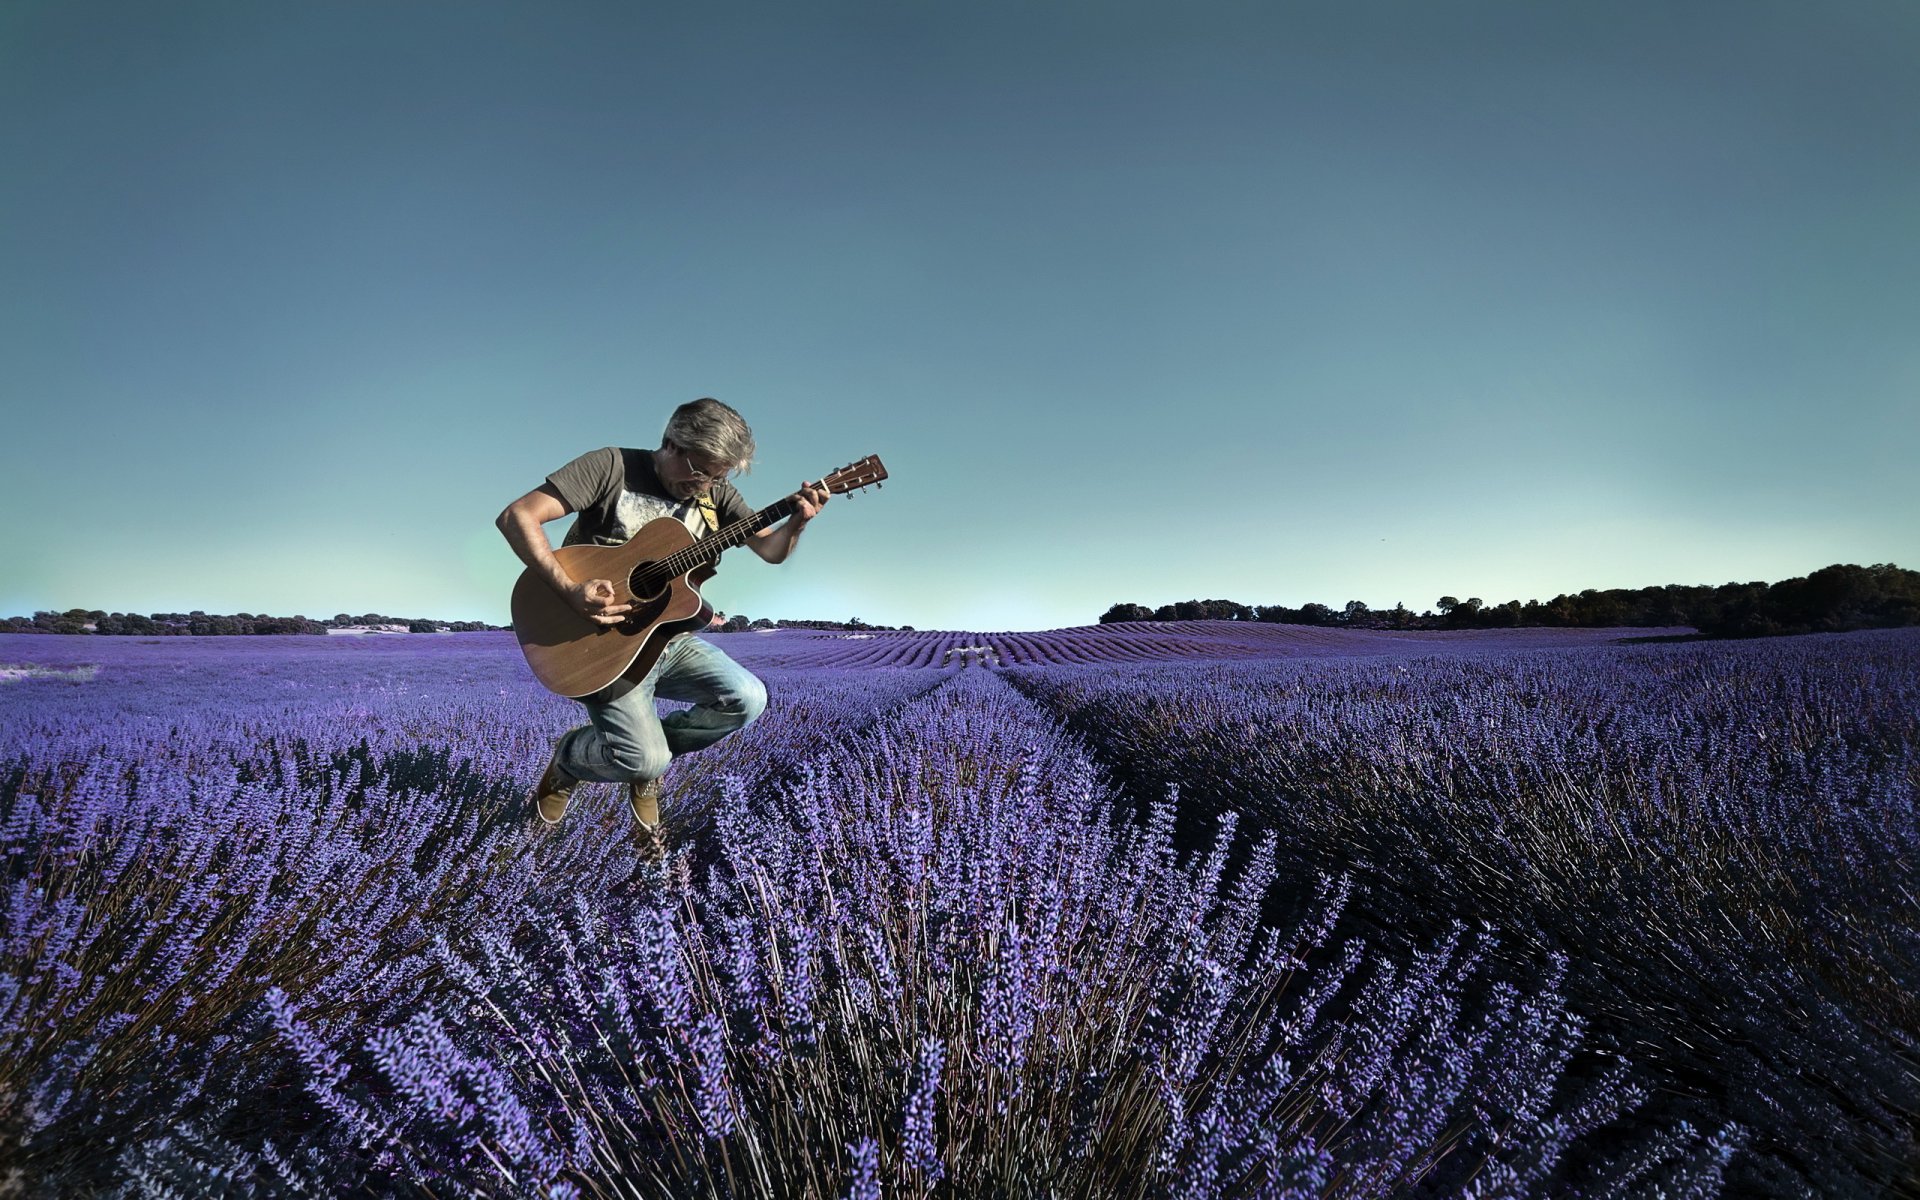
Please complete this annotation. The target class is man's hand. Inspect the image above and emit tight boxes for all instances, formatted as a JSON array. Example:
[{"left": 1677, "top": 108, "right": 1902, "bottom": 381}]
[
  {"left": 793, "top": 480, "right": 831, "bottom": 522},
  {"left": 748, "top": 481, "right": 831, "bottom": 564},
  {"left": 569, "top": 578, "right": 633, "bottom": 625}
]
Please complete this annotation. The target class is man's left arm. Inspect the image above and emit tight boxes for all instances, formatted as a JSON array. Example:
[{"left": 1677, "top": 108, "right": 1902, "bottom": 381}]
[{"left": 748, "top": 482, "right": 831, "bottom": 563}]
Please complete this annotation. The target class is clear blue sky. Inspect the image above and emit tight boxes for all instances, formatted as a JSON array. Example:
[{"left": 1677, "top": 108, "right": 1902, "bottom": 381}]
[{"left": 4, "top": 1, "right": 1915, "bottom": 630}]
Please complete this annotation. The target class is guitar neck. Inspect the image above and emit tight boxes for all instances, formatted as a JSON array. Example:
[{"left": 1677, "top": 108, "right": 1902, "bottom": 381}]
[
  {"left": 645, "top": 454, "right": 886, "bottom": 583},
  {"left": 656, "top": 496, "right": 801, "bottom": 578}
]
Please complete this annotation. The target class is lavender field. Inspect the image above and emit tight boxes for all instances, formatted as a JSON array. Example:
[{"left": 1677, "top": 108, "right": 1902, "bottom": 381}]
[{"left": 1, "top": 624, "right": 1914, "bottom": 1198}]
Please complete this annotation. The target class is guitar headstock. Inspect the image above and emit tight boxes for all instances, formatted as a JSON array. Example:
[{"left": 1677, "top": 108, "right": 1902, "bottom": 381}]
[{"left": 822, "top": 454, "right": 888, "bottom": 495}]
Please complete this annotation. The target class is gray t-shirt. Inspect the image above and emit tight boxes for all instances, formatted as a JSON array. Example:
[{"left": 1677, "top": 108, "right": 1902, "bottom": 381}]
[{"left": 545, "top": 446, "right": 753, "bottom": 548}]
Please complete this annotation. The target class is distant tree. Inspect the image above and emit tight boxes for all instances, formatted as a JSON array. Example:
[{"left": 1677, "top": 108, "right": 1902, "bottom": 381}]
[
  {"left": 38, "top": 610, "right": 89, "bottom": 634},
  {"left": 1570, "top": 589, "right": 1618, "bottom": 626},
  {"left": 1297, "top": 602, "right": 1334, "bottom": 626},
  {"left": 774, "top": 618, "right": 903, "bottom": 632},
  {"left": 1438, "top": 598, "right": 1483, "bottom": 628},
  {"left": 1125, "top": 599, "right": 1259, "bottom": 623},
  {"left": 1630, "top": 586, "right": 1688, "bottom": 626}
]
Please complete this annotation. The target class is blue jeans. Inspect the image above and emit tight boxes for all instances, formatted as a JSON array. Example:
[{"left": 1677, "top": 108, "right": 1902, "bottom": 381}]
[{"left": 554, "top": 634, "right": 767, "bottom": 783}]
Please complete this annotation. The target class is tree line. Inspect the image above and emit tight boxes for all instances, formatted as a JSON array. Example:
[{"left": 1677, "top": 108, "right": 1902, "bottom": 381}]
[
  {"left": 2, "top": 611, "right": 505, "bottom": 636},
  {"left": 1099, "top": 562, "right": 1920, "bottom": 638},
  {"left": 14, "top": 563, "right": 1914, "bottom": 639},
  {"left": 1, "top": 608, "right": 900, "bottom": 637},
  {"left": 707, "top": 614, "right": 914, "bottom": 633}
]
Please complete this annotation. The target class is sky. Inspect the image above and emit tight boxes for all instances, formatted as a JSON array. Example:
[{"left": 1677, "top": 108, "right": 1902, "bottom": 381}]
[{"left": 3, "top": 1, "right": 1915, "bottom": 632}]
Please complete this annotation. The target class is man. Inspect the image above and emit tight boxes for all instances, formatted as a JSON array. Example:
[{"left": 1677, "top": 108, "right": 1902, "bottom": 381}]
[{"left": 496, "top": 397, "right": 828, "bottom": 846}]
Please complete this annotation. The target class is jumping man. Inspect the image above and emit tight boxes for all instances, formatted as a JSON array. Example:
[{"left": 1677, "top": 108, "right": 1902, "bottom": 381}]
[{"left": 496, "top": 397, "right": 829, "bottom": 846}]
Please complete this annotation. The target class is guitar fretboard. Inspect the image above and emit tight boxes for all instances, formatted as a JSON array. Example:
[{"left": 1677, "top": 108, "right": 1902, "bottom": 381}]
[{"left": 627, "top": 497, "right": 801, "bottom": 593}]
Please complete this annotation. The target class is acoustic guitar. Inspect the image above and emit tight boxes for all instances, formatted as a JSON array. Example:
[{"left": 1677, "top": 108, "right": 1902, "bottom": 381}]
[{"left": 511, "top": 455, "right": 888, "bottom": 697}]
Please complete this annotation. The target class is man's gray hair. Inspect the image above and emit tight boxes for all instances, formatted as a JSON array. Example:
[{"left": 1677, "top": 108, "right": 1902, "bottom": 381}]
[{"left": 662, "top": 397, "right": 755, "bottom": 474}]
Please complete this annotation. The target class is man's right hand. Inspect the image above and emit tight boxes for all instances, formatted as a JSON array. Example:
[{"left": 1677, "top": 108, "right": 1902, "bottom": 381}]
[{"left": 569, "top": 578, "right": 633, "bottom": 625}]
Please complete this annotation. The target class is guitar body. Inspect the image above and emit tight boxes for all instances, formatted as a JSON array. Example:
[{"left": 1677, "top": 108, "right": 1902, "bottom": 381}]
[{"left": 511, "top": 517, "right": 717, "bottom": 698}]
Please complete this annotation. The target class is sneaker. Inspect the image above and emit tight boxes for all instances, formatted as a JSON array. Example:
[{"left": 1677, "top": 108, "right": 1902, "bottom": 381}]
[{"left": 531, "top": 751, "right": 577, "bottom": 825}]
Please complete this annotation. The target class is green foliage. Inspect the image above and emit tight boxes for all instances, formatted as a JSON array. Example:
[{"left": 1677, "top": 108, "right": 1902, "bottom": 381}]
[
  {"left": 1103, "top": 563, "right": 1920, "bottom": 638},
  {"left": 1, "top": 611, "right": 504, "bottom": 636}
]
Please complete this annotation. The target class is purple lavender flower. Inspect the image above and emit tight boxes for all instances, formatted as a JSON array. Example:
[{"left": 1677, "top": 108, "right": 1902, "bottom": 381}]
[
  {"left": 843, "top": 1136, "right": 881, "bottom": 1200},
  {"left": 902, "top": 1035, "right": 945, "bottom": 1181},
  {"left": 688, "top": 1012, "right": 737, "bottom": 1140}
]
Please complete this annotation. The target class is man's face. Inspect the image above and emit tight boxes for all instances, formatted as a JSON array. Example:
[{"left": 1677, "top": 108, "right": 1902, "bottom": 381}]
[{"left": 661, "top": 441, "right": 733, "bottom": 499}]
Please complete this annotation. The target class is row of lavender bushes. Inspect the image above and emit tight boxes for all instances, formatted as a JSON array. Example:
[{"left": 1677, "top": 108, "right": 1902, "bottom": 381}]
[
  {"left": 2, "top": 632, "right": 1731, "bottom": 1196},
  {"left": 1008, "top": 629, "right": 1920, "bottom": 1197}
]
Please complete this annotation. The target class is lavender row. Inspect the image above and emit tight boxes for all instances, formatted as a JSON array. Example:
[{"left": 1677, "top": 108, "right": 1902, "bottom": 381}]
[
  {"left": 701, "top": 623, "right": 1686, "bottom": 670},
  {"left": 1008, "top": 628, "right": 1920, "bottom": 1196}
]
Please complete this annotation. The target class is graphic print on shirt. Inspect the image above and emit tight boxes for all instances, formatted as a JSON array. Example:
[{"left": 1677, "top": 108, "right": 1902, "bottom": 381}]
[{"left": 608, "top": 490, "right": 705, "bottom": 543}]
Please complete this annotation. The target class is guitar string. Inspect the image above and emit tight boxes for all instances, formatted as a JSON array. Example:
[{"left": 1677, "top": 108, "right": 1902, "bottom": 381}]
[
  {"left": 632, "top": 499, "right": 795, "bottom": 593},
  {"left": 624, "top": 477, "right": 877, "bottom": 599},
  {"left": 643, "top": 467, "right": 880, "bottom": 583}
]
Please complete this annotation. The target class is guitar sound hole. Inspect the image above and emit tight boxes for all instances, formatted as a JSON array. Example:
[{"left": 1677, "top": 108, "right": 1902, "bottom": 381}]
[{"left": 629, "top": 567, "right": 666, "bottom": 602}]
